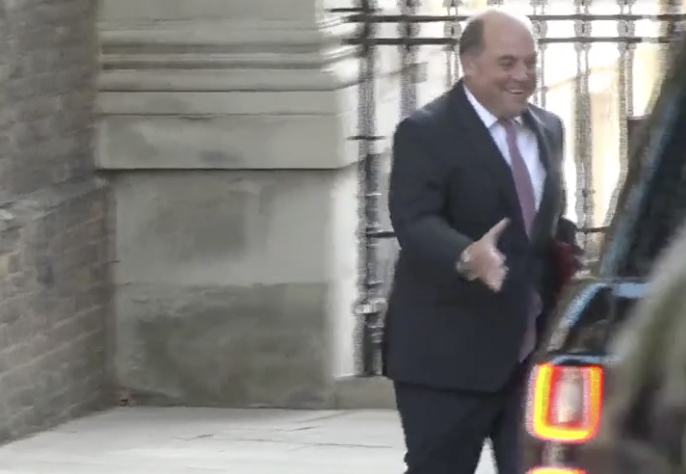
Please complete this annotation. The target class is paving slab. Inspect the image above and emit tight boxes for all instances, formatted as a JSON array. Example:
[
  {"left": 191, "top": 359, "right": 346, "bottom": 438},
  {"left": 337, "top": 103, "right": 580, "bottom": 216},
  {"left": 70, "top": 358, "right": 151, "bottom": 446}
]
[{"left": 0, "top": 408, "right": 496, "bottom": 473}]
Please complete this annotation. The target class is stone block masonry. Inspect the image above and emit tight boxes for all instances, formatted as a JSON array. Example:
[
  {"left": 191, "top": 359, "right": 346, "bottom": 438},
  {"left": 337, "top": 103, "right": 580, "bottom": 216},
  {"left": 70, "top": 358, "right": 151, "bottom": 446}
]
[{"left": 0, "top": 0, "right": 111, "bottom": 442}]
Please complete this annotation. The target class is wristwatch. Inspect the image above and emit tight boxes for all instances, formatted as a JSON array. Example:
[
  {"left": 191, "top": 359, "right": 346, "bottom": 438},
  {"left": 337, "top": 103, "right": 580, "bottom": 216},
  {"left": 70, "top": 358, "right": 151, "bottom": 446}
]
[{"left": 456, "top": 245, "right": 473, "bottom": 276}]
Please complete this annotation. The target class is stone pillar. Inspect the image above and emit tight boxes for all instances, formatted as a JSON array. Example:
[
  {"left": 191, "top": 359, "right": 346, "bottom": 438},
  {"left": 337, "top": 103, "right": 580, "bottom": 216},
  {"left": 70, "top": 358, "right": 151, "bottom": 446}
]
[{"left": 98, "top": 0, "right": 363, "bottom": 407}]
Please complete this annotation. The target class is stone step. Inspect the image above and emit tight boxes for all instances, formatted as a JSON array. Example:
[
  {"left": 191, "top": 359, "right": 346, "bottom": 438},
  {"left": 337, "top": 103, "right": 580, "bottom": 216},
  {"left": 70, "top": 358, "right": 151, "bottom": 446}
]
[{"left": 334, "top": 376, "right": 395, "bottom": 409}]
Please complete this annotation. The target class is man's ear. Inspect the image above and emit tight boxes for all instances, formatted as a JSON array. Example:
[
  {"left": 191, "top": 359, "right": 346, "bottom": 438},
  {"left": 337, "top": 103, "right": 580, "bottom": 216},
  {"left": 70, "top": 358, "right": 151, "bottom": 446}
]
[{"left": 459, "top": 54, "right": 474, "bottom": 75}]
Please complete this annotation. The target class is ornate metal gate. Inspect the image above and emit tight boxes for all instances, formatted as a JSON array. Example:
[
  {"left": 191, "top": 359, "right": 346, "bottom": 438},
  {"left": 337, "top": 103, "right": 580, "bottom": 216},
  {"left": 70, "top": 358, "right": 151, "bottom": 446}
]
[{"left": 332, "top": 0, "right": 686, "bottom": 376}]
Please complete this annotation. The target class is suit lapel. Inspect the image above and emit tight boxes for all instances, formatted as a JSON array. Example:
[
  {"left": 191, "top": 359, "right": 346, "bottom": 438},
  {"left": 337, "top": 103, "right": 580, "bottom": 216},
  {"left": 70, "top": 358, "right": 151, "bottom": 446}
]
[
  {"left": 449, "top": 82, "right": 526, "bottom": 231},
  {"left": 449, "top": 81, "right": 561, "bottom": 244},
  {"left": 523, "top": 108, "right": 559, "bottom": 245}
]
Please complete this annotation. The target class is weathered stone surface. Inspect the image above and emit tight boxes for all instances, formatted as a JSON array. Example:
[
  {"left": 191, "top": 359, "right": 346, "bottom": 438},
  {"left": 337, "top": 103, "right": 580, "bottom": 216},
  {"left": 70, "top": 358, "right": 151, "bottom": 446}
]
[
  {"left": 97, "top": 114, "right": 358, "bottom": 170},
  {"left": 111, "top": 168, "right": 359, "bottom": 405},
  {"left": 0, "top": 182, "right": 111, "bottom": 444},
  {"left": 114, "top": 284, "right": 333, "bottom": 408},
  {"left": 0, "top": 0, "right": 110, "bottom": 444}
]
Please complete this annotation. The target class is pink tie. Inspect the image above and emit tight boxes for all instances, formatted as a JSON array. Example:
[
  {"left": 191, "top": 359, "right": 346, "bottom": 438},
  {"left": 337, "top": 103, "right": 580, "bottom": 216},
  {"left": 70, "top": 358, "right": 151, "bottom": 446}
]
[
  {"left": 499, "top": 119, "right": 540, "bottom": 360},
  {"left": 500, "top": 119, "right": 536, "bottom": 236}
]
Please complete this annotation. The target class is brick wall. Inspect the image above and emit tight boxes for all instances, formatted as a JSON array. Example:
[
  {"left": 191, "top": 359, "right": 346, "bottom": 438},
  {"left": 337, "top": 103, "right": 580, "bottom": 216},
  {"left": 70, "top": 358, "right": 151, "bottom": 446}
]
[{"left": 0, "top": 0, "right": 111, "bottom": 443}]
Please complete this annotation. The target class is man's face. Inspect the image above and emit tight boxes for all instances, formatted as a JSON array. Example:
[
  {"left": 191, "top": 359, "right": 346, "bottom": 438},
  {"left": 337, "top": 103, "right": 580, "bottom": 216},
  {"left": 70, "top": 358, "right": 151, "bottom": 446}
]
[{"left": 462, "top": 19, "right": 537, "bottom": 118}]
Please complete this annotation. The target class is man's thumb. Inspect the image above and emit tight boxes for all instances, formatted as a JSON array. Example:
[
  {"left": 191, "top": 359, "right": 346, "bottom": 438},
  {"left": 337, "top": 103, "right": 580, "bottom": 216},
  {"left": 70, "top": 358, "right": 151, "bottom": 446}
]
[{"left": 484, "top": 218, "right": 510, "bottom": 242}]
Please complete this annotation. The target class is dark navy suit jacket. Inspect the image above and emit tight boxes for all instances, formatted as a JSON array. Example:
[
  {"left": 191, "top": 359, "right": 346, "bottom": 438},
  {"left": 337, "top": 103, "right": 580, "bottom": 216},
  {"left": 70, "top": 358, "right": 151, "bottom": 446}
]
[{"left": 382, "top": 80, "right": 576, "bottom": 393}]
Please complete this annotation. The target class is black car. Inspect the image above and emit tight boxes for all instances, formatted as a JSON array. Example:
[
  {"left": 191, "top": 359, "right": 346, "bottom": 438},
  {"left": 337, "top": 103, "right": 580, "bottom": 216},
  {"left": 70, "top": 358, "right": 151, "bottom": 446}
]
[{"left": 522, "top": 38, "right": 686, "bottom": 474}]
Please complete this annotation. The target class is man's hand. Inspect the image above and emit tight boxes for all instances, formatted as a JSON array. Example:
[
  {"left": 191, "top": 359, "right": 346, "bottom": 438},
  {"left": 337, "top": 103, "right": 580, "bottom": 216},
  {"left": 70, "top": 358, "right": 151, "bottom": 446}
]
[{"left": 461, "top": 218, "right": 510, "bottom": 292}]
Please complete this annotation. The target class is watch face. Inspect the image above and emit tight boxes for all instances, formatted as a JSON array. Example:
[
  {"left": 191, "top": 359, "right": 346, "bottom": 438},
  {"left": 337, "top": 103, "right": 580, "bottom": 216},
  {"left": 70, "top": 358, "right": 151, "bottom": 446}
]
[{"left": 457, "top": 254, "right": 469, "bottom": 273}]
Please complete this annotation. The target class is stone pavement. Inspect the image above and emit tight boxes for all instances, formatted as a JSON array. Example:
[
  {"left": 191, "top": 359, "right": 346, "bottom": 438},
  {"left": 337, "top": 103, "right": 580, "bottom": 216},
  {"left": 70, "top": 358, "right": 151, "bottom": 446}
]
[{"left": 0, "top": 408, "right": 496, "bottom": 473}]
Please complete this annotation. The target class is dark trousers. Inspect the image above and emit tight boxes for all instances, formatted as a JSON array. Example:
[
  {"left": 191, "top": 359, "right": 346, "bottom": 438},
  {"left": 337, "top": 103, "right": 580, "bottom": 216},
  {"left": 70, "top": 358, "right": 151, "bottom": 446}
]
[{"left": 394, "top": 360, "right": 531, "bottom": 474}]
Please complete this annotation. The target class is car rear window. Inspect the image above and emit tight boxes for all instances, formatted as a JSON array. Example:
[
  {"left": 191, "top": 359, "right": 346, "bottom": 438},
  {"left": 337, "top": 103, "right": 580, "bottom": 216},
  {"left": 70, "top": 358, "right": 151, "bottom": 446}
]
[{"left": 616, "top": 95, "right": 686, "bottom": 277}]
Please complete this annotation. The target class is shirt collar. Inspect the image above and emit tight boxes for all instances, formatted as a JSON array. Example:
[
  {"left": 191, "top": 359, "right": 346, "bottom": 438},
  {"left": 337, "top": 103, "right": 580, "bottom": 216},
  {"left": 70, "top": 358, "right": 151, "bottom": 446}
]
[{"left": 463, "top": 85, "right": 524, "bottom": 129}]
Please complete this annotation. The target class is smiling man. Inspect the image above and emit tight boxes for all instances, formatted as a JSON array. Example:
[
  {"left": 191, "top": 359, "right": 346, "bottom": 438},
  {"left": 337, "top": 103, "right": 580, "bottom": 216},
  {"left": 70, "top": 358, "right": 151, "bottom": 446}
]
[{"left": 383, "top": 8, "right": 578, "bottom": 474}]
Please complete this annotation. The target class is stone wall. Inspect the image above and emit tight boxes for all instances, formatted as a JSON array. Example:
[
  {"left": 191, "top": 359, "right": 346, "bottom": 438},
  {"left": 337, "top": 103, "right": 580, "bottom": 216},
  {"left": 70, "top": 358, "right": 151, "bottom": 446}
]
[{"left": 0, "top": 0, "right": 111, "bottom": 442}]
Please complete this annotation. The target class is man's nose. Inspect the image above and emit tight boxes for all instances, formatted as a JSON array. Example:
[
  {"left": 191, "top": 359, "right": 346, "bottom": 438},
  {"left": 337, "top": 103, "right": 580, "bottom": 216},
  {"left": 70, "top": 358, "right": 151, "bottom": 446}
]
[{"left": 511, "top": 63, "right": 530, "bottom": 82}]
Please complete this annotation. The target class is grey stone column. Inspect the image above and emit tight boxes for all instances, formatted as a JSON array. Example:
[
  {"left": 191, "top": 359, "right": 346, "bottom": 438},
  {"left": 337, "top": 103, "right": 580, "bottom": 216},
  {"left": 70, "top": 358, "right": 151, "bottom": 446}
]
[{"left": 97, "top": 0, "right": 365, "bottom": 407}]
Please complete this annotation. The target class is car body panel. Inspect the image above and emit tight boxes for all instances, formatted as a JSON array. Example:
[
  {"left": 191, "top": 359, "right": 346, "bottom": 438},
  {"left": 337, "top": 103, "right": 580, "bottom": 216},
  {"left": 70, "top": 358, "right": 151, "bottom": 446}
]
[{"left": 523, "top": 36, "right": 686, "bottom": 474}]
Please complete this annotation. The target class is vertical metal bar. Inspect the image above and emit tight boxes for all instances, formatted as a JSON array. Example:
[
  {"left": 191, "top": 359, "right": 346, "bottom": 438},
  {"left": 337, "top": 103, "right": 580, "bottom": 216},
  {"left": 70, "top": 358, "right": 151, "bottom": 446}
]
[
  {"left": 530, "top": 0, "right": 549, "bottom": 108},
  {"left": 356, "top": 0, "right": 381, "bottom": 377},
  {"left": 607, "top": 0, "right": 635, "bottom": 236},
  {"left": 573, "top": 0, "right": 594, "bottom": 252},
  {"left": 444, "top": 0, "right": 462, "bottom": 87},
  {"left": 660, "top": 0, "right": 683, "bottom": 92},
  {"left": 358, "top": 0, "right": 423, "bottom": 375},
  {"left": 400, "top": 0, "right": 420, "bottom": 116},
  {"left": 663, "top": 0, "right": 683, "bottom": 45}
]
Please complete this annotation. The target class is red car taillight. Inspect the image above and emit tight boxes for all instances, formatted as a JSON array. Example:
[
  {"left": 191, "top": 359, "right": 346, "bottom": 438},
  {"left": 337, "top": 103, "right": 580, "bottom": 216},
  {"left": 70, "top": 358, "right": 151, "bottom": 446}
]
[
  {"left": 526, "top": 363, "right": 604, "bottom": 443},
  {"left": 527, "top": 468, "right": 587, "bottom": 474}
]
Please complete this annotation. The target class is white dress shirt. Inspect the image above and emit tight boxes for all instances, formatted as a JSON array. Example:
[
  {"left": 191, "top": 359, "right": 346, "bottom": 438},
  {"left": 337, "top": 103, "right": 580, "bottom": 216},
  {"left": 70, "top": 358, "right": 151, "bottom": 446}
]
[
  {"left": 463, "top": 87, "right": 546, "bottom": 361},
  {"left": 463, "top": 87, "right": 546, "bottom": 208}
]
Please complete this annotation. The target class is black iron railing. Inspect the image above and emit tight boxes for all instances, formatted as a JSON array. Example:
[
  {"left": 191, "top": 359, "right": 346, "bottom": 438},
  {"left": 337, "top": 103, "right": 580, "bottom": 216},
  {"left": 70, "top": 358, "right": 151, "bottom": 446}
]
[
  {"left": 356, "top": 226, "right": 609, "bottom": 376},
  {"left": 337, "top": 0, "right": 685, "bottom": 376}
]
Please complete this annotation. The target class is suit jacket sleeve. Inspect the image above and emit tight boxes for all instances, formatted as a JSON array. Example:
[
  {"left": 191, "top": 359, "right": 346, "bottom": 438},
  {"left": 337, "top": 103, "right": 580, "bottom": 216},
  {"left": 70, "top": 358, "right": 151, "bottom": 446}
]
[
  {"left": 389, "top": 118, "right": 472, "bottom": 275},
  {"left": 554, "top": 117, "right": 577, "bottom": 245}
]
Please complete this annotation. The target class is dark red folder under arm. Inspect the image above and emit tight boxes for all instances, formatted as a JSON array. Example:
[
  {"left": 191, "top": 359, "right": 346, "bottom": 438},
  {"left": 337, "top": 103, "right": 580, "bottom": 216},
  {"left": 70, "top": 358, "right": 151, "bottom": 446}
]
[{"left": 552, "top": 241, "right": 580, "bottom": 298}]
